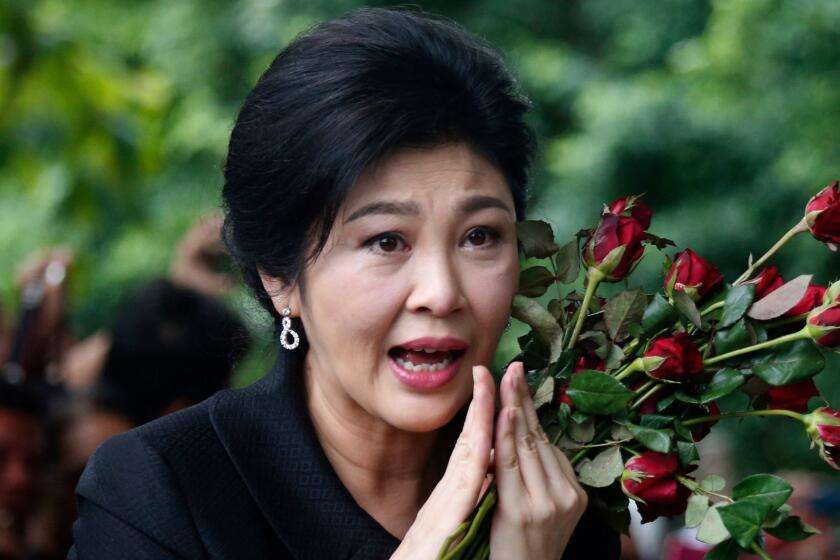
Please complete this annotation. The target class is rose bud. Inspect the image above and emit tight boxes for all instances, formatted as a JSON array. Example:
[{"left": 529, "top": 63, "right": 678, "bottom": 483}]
[
  {"left": 664, "top": 249, "right": 724, "bottom": 302},
  {"left": 804, "top": 180, "right": 840, "bottom": 246},
  {"left": 824, "top": 280, "right": 840, "bottom": 306},
  {"left": 750, "top": 265, "right": 785, "bottom": 300},
  {"left": 805, "top": 302, "right": 840, "bottom": 349},
  {"left": 607, "top": 195, "right": 653, "bottom": 230},
  {"left": 765, "top": 379, "right": 819, "bottom": 413},
  {"left": 583, "top": 213, "right": 647, "bottom": 281},
  {"left": 783, "top": 284, "right": 827, "bottom": 317},
  {"left": 804, "top": 407, "right": 840, "bottom": 470},
  {"left": 643, "top": 333, "right": 704, "bottom": 384},
  {"left": 621, "top": 451, "right": 692, "bottom": 523},
  {"left": 688, "top": 401, "right": 720, "bottom": 442}
]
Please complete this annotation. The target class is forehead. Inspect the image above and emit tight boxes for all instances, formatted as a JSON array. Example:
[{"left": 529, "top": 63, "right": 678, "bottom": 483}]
[{"left": 340, "top": 143, "right": 512, "bottom": 217}]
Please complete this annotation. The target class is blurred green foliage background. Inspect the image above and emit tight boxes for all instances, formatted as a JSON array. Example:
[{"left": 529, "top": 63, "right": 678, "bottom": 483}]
[{"left": 1, "top": 0, "right": 839, "bottom": 474}]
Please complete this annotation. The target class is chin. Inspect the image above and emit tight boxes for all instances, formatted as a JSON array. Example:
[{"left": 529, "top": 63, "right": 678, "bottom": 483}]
[{"left": 384, "top": 394, "right": 466, "bottom": 433}]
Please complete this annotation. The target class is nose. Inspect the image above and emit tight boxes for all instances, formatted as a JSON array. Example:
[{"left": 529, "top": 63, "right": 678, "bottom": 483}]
[{"left": 405, "top": 248, "right": 466, "bottom": 317}]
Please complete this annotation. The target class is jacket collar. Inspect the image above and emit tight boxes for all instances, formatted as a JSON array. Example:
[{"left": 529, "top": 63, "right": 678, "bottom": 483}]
[{"left": 209, "top": 348, "right": 401, "bottom": 560}]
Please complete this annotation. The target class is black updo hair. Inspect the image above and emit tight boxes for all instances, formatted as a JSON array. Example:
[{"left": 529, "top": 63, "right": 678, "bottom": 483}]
[{"left": 222, "top": 6, "right": 536, "bottom": 334}]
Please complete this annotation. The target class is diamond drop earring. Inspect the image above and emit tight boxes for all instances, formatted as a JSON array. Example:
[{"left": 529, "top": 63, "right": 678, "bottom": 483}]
[
  {"left": 280, "top": 307, "right": 300, "bottom": 350},
  {"left": 505, "top": 316, "right": 512, "bottom": 331}
]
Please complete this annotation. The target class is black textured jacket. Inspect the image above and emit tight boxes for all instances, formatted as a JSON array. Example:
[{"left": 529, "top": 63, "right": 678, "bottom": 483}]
[{"left": 68, "top": 349, "right": 620, "bottom": 559}]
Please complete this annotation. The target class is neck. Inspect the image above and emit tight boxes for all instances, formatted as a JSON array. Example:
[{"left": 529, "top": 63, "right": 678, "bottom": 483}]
[{"left": 302, "top": 353, "right": 455, "bottom": 539}]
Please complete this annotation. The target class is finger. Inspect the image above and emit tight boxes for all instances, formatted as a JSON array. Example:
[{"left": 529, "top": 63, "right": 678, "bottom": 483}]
[
  {"left": 494, "top": 406, "right": 526, "bottom": 510},
  {"left": 510, "top": 403, "right": 550, "bottom": 498},
  {"left": 511, "top": 363, "right": 571, "bottom": 494},
  {"left": 435, "top": 366, "right": 494, "bottom": 502}
]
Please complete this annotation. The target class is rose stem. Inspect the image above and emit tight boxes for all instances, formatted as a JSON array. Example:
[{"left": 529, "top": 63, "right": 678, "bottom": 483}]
[
  {"left": 630, "top": 384, "right": 664, "bottom": 411},
  {"left": 734, "top": 218, "right": 809, "bottom": 285},
  {"left": 675, "top": 474, "right": 734, "bottom": 503},
  {"left": 702, "top": 327, "right": 809, "bottom": 366},
  {"left": 681, "top": 409, "right": 805, "bottom": 427},
  {"left": 441, "top": 484, "right": 497, "bottom": 560},
  {"left": 614, "top": 358, "right": 643, "bottom": 381},
  {"left": 700, "top": 301, "right": 725, "bottom": 316},
  {"left": 567, "top": 267, "right": 605, "bottom": 349},
  {"left": 438, "top": 521, "right": 470, "bottom": 559},
  {"left": 750, "top": 541, "right": 774, "bottom": 560},
  {"left": 570, "top": 423, "right": 613, "bottom": 466}
]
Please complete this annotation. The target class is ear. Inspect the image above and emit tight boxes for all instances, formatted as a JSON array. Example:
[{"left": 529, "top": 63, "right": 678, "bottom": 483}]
[{"left": 258, "top": 268, "right": 302, "bottom": 316}]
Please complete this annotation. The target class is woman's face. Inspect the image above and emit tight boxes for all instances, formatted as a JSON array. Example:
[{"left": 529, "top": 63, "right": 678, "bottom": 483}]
[{"left": 273, "top": 142, "right": 519, "bottom": 433}]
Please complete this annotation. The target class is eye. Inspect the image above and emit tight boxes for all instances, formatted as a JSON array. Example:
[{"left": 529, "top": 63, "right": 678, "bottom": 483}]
[
  {"left": 364, "top": 232, "right": 408, "bottom": 255},
  {"left": 464, "top": 226, "right": 502, "bottom": 248}
]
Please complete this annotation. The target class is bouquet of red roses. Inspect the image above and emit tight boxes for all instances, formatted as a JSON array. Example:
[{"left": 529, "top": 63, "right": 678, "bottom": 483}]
[{"left": 438, "top": 182, "right": 840, "bottom": 559}]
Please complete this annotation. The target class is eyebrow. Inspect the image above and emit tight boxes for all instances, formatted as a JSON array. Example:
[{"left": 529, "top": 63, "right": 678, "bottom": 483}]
[{"left": 344, "top": 194, "right": 513, "bottom": 223}]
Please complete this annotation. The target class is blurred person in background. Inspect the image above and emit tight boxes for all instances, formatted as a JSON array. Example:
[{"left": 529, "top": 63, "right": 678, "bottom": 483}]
[{"left": 0, "top": 382, "right": 45, "bottom": 560}]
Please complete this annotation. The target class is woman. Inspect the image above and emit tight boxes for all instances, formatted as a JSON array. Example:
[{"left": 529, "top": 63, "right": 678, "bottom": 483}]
[{"left": 69, "top": 8, "right": 620, "bottom": 559}]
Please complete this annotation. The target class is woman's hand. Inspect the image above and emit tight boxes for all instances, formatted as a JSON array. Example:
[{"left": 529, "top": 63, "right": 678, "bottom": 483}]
[
  {"left": 489, "top": 361, "right": 588, "bottom": 560},
  {"left": 391, "top": 365, "right": 496, "bottom": 560}
]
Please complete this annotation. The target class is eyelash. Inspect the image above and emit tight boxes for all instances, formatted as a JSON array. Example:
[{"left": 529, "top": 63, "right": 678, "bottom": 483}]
[{"left": 363, "top": 227, "right": 503, "bottom": 255}]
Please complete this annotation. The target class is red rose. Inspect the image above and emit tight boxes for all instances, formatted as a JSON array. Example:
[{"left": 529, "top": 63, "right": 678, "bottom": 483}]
[
  {"left": 689, "top": 401, "right": 720, "bottom": 442},
  {"left": 751, "top": 266, "right": 785, "bottom": 300},
  {"left": 608, "top": 195, "right": 653, "bottom": 230},
  {"left": 804, "top": 181, "right": 840, "bottom": 245},
  {"left": 783, "top": 284, "right": 827, "bottom": 317},
  {"left": 664, "top": 249, "right": 724, "bottom": 302},
  {"left": 584, "top": 214, "right": 647, "bottom": 281},
  {"left": 643, "top": 333, "right": 704, "bottom": 383},
  {"left": 574, "top": 356, "right": 606, "bottom": 372},
  {"left": 806, "top": 302, "right": 840, "bottom": 348},
  {"left": 766, "top": 379, "right": 820, "bottom": 413},
  {"left": 631, "top": 380, "right": 670, "bottom": 415},
  {"left": 805, "top": 407, "right": 840, "bottom": 470},
  {"left": 621, "top": 452, "right": 692, "bottom": 523}
]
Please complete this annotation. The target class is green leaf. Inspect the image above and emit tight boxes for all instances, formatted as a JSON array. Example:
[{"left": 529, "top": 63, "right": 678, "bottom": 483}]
[
  {"left": 517, "top": 220, "right": 559, "bottom": 259},
  {"left": 639, "top": 414, "right": 675, "bottom": 429},
  {"left": 575, "top": 445, "right": 624, "bottom": 488},
  {"left": 721, "top": 284, "right": 754, "bottom": 328},
  {"left": 699, "top": 368, "right": 745, "bottom": 403},
  {"left": 532, "top": 376, "right": 555, "bottom": 409},
  {"left": 717, "top": 500, "right": 770, "bottom": 548},
  {"left": 704, "top": 539, "right": 741, "bottom": 560},
  {"left": 604, "top": 289, "right": 648, "bottom": 341},
  {"left": 674, "top": 391, "right": 701, "bottom": 404},
  {"left": 764, "top": 516, "right": 820, "bottom": 542},
  {"left": 731, "top": 474, "right": 792, "bottom": 511},
  {"left": 701, "top": 474, "right": 726, "bottom": 493},
  {"left": 685, "top": 494, "right": 710, "bottom": 528},
  {"left": 626, "top": 423, "right": 673, "bottom": 453},
  {"left": 554, "top": 239, "right": 580, "bottom": 284},
  {"left": 511, "top": 295, "right": 564, "bottom": 362},
  {"left": 673, "top": 420, "right": 693, "bottom": 441},
  {"left": 567, "top": 371, "right": 634, "bottom": 415},
  {"left": 752, "top": 339, "right": 825, "bottom": 386},
  {"left": 677, "top": 440, "right": 700, "bottom": 467},
  {"left": 747, "top": 274, "right": 812, "bottom": 321},
  {"left": 697, "top": 504, "right": 730, "bottom": 545},
  {"left": 642, "top": 293, "right": 678, "bottom": 335},
  {"left": 518, "top": 266, "right": 555, "bottom": 297},
  {"left": 673, "top": 290, "right": 704, "bottom": 329},
  {"left": 714, "top": 319, "right": 752, "bottom": 355},
  {"left": 656, "top": 393, "right": 676, "bottom": 412},
  {"left": 568, "top": 416, "right": 595, "bottom": 443}
]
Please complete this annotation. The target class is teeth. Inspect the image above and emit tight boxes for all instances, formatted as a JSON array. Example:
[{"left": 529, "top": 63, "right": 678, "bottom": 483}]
[
  {"left": 396, "top": 355, "right": 453, "bottom": 372},
  {"left": 409, "top": 347, "right": 441, "bottom": 354}
]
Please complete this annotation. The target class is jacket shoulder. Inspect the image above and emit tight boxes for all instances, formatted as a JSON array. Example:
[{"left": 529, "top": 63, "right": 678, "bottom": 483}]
[{"left": 72, "top": 420, "right": 209, "bottom": 559}]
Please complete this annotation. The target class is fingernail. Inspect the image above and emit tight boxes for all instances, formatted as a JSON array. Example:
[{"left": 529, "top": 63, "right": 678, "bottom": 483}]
[{"left": 472, "top": 366, "right": 478, "bottom": 385}]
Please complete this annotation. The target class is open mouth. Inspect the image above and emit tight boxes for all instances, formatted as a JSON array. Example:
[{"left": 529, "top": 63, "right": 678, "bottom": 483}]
[{"left": 387, "top": 346, "right": 468, "bottom": 373}]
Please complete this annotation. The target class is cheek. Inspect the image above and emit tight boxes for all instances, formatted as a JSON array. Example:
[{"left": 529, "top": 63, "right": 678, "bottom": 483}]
[{"left": 305, "top": 258, "right": 405, "bottom": 351}]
